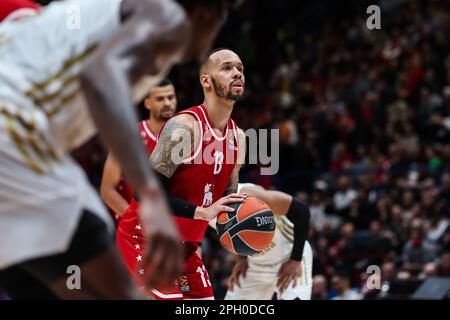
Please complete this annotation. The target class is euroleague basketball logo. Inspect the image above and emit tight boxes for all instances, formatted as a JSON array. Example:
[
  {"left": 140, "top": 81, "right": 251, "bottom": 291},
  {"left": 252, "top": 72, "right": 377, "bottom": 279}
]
[{"left": 178, "top": 275, "right": 191, "bottom": 293}]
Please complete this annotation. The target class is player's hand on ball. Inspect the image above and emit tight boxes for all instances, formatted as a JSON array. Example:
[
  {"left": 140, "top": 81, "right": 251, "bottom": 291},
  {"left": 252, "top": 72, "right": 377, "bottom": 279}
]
[
  {"left": 277, "top": 259, "right": 302, "bottom": 294},
  {"left": 227, "top": 256, "right": 248, "bottom": 291},
  {"left": 194, "top": 193, "right": 246, "bottom": 221},
  {"left": 138, "top": 186, "right": 183, "bottom": 290}
]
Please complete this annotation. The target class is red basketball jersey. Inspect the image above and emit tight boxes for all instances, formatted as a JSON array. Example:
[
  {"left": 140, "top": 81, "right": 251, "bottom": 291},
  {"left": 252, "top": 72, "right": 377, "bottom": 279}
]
[
  {"left": 164, "top": 104, "right": 239, "bottom": 242},
  {"left": 116, "top": 120, "right": 157, "bottom": 207}
]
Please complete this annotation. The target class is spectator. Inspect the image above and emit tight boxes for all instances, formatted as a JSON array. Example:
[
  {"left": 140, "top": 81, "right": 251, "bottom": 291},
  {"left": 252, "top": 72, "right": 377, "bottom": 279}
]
[
  {"left": 312, "top": 275, "right": 329, "bottom": 300},
  {"left": 402, "top": 228, "right": 437, "bottom": 271},
  {"left": 333, "top": 176, "right": 357, "bottom": 218},
  {"left": 437, "top": 253, "right": 450, "bottom": 277},
  {"left": 331, "top": 273, "right": 362, "bottom": 300}
]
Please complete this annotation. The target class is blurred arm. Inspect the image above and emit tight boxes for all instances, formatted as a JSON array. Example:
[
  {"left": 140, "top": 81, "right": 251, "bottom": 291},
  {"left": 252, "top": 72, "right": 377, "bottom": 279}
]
[{"left": 100, "top": 153, "right": 130, "bottom": 217}]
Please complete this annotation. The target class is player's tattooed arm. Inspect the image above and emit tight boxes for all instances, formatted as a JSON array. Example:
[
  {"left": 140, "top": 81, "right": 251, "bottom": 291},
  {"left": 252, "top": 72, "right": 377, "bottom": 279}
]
[
  {"left": 150, "top": 114, "right": 199, "bottom": 178},
  {"left": 224, "top": 128, "right": 246, "bottom": 196}
]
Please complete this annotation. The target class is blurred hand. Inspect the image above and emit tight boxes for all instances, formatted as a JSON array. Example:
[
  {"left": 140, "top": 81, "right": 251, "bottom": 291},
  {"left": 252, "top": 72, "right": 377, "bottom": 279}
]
[
  {"left": 277, "top": 259, "right": 302, "bottom": 294},
  {"left": 194, "top": 193, "right": 246, "bottom": 221},
  {"left": 138, "top": 186, "right": 183, "bottom": 290},
  {"left": 227, "top": 256, "right": 248, "bottom": 291}
]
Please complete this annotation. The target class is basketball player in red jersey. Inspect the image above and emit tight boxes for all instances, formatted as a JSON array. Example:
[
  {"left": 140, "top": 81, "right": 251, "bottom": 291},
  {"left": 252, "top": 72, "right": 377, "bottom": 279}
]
[
  {"left": 142, "top": 48, "right": 247, "bottom": 300},
  {"left": 0, "top": 0, "right": 40, "bottom": 23},
  {"left": 100, "top": 80, "right": 177, "bottom": 288},
  {"left": 100, "top": 79, "right": 177, "bottom": 220}
]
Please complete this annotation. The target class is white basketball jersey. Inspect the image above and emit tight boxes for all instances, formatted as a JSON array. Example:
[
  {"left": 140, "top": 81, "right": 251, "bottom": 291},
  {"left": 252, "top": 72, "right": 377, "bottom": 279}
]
[
  {"left": 0, "top": 0, "right": 127, "bottom": 269},
  {"left": 0, "top": 0, "right": 126, "bottom": 151},
  {"left": 249, "top": 215, "right": 295, "bottom": 267}
]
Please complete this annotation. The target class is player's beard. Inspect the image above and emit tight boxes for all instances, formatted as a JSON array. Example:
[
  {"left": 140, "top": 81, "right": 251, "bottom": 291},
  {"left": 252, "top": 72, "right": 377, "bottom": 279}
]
[
  {"left": 158, "top": 113, "right": 172, "bottom": 121},
  {"left": 211, "top": 77, "right": 244, "bottom": 102},
  {"left": 156, "top": 108, "right": 174, "bottom": 121}
]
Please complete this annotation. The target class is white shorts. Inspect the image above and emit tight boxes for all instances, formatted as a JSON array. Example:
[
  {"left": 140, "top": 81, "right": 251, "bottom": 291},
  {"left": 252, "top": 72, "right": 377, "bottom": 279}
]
[{"left": 225, "top": 241, "right": 313, "bottom": 300}]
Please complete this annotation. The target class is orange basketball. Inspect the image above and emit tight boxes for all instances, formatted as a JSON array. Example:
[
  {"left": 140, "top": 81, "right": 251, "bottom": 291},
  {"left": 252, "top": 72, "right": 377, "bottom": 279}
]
[{"left": 216, "top": 196, "right": 276, "bottom": 256}]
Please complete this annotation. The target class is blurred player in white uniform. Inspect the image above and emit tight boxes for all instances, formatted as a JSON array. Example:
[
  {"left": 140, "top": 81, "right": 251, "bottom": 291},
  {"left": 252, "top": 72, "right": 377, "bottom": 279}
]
[
  {"left": 0, "top": 0, "right": 240, "bottom": 299},
  {"left": 224, "top": 183, "right": 313, "bottom": 300}
]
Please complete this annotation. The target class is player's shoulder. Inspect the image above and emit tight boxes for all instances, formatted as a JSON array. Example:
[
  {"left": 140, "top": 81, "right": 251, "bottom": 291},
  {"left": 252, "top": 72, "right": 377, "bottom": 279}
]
[
  {"left": 158, "top": 111, "right": 198, "bottom": 139},
  {"left": 168, "top": 105, "right": 204, "bottom": 125},
  {"left": 167, "top": 112, "right": 196, "bottom": 127}
]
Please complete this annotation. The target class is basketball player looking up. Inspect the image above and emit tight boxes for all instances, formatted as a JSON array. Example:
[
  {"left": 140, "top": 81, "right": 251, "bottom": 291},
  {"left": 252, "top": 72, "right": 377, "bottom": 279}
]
[{"left": 141, "top": 48, "right": 248, "bottom": 299}]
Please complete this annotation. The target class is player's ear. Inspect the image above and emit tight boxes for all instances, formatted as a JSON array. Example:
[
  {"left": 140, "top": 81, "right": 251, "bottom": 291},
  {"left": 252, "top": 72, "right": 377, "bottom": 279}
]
[
  {"left": 200, "top": 74, "right": 211, "bottom": 89},
  {"left": 144, "top": 98, "right": 151, "bottom": 110}
]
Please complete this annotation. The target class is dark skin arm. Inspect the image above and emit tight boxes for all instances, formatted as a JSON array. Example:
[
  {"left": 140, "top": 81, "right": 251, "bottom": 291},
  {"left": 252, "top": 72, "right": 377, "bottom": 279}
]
[
  {"left": 100, "top": 153, "right": 130, "bottom": 217},
  {"left": 79, "top": 0, "right": 189, "bottom": 290}
]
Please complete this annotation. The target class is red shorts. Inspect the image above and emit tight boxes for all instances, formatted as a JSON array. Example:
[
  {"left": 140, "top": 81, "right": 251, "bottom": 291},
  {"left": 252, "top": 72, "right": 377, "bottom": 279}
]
[
  {"left": 116, "top": 201, "right": 144, "bottom": 282},
  {"left": 116, "top": 201, "right": 214, "bottom": 300}
]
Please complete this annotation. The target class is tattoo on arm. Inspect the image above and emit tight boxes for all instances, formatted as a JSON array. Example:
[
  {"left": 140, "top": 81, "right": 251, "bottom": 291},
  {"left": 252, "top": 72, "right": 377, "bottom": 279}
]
[{"left": 150, "top": 116, "right": 196, "bottom": 178}]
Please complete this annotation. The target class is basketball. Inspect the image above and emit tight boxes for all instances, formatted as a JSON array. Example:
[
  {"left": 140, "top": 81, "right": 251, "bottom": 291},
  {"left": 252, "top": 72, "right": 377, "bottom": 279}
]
[{"left": 216, "top": 196, "right": 276, "bottom": 256}]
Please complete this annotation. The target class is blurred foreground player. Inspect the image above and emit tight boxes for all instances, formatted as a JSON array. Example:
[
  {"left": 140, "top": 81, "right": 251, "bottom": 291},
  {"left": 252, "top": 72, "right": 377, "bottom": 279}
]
[
  {"left": 0, "top": 0, "right": 239, "bottom": 299},
  {"left": 130, "top": 48, "right": 247, "bottom": 299},
  {"left": 224, "top": 184, "right": 312, "bottom": 300}
]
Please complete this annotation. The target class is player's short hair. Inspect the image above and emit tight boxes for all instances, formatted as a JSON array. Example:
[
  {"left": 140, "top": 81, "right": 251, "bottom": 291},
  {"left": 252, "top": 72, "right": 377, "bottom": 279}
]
[
  {"left": 177, "top": 0, "right": 244, "bottom": 13},
  {"left": 199, "top": 47, "right": 235, "bottom": 75},
  {"left": 156, "top": 78, "right": 173, "bottom": 88},
  {"left": 147, "top": 79, "right": 174, "bottom": 98}
]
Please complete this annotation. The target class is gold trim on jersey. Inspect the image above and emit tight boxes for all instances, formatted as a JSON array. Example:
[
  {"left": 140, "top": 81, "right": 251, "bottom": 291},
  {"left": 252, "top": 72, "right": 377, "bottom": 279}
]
[
  {"left": 26, "top": 44, "right": 96, "bottom": 98},
  {"left": 275, "top": 216, "right": 294, "bottom": 243},
  {"left": 276, "top": 221, "right": 294, "bottom": 243},
  {"left": 45, "top": 88, "right": 80, "bottom": 118},
  {"left": 0, "top": 106, "right": 60, "bottom": 175},
  {"left": 31, "top": 74, "right": 78, "bottom": 106},
  {"left": 25, "top": 44, "right": 97, "bottom": 117}
]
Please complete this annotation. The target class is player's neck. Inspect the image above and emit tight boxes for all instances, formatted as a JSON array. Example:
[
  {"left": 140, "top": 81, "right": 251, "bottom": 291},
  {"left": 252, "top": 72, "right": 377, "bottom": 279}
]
[
  {"left": 147, "top": 117, "right": 164, "bottom": 135},
  {"left": 203, "top": 97, "right": 234, "bottom": 133}
]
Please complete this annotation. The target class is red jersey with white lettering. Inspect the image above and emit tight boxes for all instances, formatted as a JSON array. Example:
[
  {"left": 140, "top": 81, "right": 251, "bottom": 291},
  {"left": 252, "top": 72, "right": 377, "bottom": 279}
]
[
  {"left": 167, "top": 104, "right": 239, "bottom": 244},
  {"left": 148, "top": 104, "right": 239, "bottom": 300},
  {"left": 115, "top": 120, "right": 157, "bottom": 215},
  {"left": 118, "top": 106, "right": 239, "bottom": 300}
]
